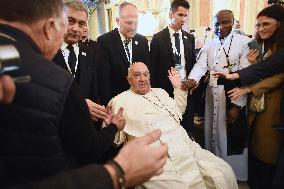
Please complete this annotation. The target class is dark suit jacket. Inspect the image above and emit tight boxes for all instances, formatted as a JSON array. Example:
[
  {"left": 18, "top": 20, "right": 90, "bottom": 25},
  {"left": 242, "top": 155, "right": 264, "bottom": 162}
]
[
  {"left": 237, "top": 48, "right": 284, "bottom": 85},
  {"left": 150, "top": 27, "right": 196, "bottom": 95},
  {"left": 8, "top": 164, "right": 113, "bottom": 189},
  {"left": 97, "top": 28, "right": 150, "bottom": 105},
  {"left": 80, "top": 38, "right": 97, "bottom": 52},
  {"left": 53, "top": 44, "right": 98, "bottom": 102}
]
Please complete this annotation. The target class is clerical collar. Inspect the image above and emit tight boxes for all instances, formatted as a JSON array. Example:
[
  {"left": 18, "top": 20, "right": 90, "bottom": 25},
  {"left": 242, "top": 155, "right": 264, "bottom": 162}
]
[{"left": 129, "top": 88, "right": 151, "bottom": 96}]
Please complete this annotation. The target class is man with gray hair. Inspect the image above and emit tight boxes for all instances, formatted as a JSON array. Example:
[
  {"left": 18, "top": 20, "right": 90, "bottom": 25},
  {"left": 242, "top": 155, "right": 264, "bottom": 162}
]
[{"left": 0, "top": 0, "right": 168, "bottom": 188}]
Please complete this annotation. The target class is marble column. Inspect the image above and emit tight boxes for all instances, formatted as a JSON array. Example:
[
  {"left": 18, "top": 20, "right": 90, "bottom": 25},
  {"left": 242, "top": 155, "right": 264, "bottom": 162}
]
[
  {"left": 96, "top": 0, "right": 107, "bottom": 35},
  {"left": 88, "top": 9, "right": 99, "bottom": 40}
]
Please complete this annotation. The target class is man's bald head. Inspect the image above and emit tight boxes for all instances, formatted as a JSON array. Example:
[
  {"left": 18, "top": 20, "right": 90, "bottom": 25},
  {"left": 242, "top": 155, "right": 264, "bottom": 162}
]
[
  {"left": 215, "top": 10, "right": 234, "bottom": 20},
  {"left": 127, "top": 62, "right": 151, "bottom": 95},
  {"left": 214, "top": 10, "right": 234, "bottom": 39},
  {"left": 116, "top": 2, "right": 138, "bottom": 39},
  {"left": 128, "top": 62, "right": 148, "bottom": 75}
]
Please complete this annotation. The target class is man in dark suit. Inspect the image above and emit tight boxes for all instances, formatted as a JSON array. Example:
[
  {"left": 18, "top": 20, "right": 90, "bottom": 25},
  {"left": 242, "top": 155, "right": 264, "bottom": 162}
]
[
  {"left": 53, "top": 0, "right": 107, "bottom": 122},
  {"left": 150, "top": 0, "right": 204, "bottom": 140},
  {"left": 97, "top": 2, "right": 150, "bottom": 105},
  {"left": 0, "top": 0, "right": 168, "bottom": 188},
  {"left": 80, "top": 24, "right": 97, "bottom": 51}
]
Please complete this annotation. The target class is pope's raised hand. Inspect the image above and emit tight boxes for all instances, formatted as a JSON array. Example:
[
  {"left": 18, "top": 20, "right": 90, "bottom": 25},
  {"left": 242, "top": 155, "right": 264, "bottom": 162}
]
[{"left": 168, "top": 67, "right": 181, "bottom": 88}]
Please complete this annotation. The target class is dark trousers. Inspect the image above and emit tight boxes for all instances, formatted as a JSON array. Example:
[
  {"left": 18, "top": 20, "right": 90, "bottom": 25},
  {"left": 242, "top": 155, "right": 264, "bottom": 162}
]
[
  {"left": 248, "top": 122, "right": 281, "bottom": 189},
  {"left": 248, "top": 153, "right": 278, "bottom": 189},
  {"left": 181, "top": 94, "right": 205, "bottom": 148}
]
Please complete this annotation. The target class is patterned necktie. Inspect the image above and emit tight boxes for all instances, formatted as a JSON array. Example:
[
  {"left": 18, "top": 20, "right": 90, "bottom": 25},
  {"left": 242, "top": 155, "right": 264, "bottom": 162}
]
[
  {"left": 173, "top": 32, "right": 180, "bottom": 55},
  {"left": 66, "top": 44, "right": 77, "bottom": 75},
  {"left": 124, "top": 39, "right": 131, "bottom": 62}
]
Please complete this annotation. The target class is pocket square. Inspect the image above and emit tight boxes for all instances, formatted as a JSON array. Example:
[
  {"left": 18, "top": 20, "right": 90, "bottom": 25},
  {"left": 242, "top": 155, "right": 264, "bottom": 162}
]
[
  {"left": 135, "top": 41, "right": 138, "bottom": 45},
  {"left": 82, "top": 52, "right": 87, "bottom": 56},
  {"left": 184, "top": 36, "right": 187, "bottom": 39}
]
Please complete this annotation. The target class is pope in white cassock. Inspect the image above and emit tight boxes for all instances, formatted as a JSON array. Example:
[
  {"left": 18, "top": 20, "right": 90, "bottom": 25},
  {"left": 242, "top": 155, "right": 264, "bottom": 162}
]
[
  {"left": 187, "top": 10, "right": 251, "bottom": 181},
  {"left": 108, "top": 62, "right": 237, "bottom": 189}
]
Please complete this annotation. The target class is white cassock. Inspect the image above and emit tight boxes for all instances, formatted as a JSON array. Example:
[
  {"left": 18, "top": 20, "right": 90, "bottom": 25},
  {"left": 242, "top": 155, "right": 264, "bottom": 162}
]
[
  {"left": 109, "top": 87, "right": 238, "bottom": 189},
  {"left": 189, "top": 32, "right": 251, "bottom": 181}
]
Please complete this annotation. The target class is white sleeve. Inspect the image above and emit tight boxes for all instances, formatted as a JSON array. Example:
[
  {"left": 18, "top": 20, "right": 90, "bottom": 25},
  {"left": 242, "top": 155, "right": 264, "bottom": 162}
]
[
  {"left": 238, "top": 37, "right": 251, "bottom": 70},
  {"left": 231, "top": 37, "right": 252, "bottom": 107},
  {"left": 173, "top": 87, "right": 188, "bottom": 115},
  {"left": 188, "top": 45, "right": 209, "bottom": 83}
]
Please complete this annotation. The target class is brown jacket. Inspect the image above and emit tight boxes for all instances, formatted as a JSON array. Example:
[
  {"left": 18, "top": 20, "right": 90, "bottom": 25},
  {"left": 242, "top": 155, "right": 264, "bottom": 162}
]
[{"left": 248, "top": 50, "right": 284, "bottom": 164}]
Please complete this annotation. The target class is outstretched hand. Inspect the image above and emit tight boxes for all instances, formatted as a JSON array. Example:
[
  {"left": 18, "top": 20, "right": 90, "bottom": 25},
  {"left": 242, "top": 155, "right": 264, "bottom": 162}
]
[
  {"left": 213, "top": 72, "right": 240, "bottom": 80},
  {"left": 228, "top": 87, "right": 251, "bottom": 100},
  {"left": 168, "top": 67, "right": 181, "bottom": 88}
]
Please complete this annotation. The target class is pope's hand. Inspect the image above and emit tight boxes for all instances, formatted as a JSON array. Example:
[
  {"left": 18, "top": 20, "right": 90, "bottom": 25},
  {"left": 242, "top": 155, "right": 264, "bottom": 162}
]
[{"left": 168, "top": 67, "right": 181, "bottom": 88}]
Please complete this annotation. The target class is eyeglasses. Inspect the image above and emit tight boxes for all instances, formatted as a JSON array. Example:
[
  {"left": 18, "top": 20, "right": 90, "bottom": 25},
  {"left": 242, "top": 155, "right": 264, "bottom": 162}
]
[{"left": 255, "top": 21, "right": 277, "bottom": 30}]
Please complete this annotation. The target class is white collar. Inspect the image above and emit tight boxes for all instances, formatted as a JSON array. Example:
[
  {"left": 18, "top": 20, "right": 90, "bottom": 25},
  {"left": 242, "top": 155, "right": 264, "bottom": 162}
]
[
  {"left": 168, "top": 26, "right": 182, "bottom": 37},
  {"left": 215, "top": 31, "right": 234, "bottom": 42},
  {"left": 118, "top": 29, "right": 132, "bottom": 43},
  {"left": 61, "top": 42, "right": 78, "bottom": 50}
]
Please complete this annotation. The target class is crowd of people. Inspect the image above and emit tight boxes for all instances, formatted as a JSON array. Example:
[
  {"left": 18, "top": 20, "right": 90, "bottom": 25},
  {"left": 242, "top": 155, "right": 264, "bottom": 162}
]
[{"left": 1, "top": 0, "right": 284, "bottom": 189}]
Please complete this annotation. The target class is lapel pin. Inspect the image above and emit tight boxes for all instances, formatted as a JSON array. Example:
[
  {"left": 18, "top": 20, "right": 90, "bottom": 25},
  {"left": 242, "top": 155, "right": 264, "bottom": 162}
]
[
  {"left": 135, "top": 41, "right": 138, "bottom": 45},
  {"left": 82, "top": 52, "right": 87, "bottom": 56}
]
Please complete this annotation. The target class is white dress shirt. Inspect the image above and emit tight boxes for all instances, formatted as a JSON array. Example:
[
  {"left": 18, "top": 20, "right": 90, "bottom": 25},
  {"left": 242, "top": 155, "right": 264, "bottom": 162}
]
[
  {"left": 60, "top": 42, "right": 80, "bottom": 76},
  {"left": 168, "top": 26, "right": 186, "bottom": 80},
  {"left": 119, "top": 31, "right": 133, "bottom": 64}
]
